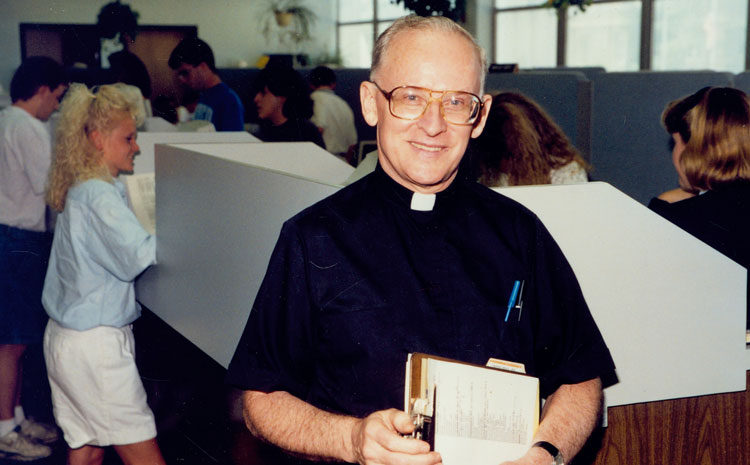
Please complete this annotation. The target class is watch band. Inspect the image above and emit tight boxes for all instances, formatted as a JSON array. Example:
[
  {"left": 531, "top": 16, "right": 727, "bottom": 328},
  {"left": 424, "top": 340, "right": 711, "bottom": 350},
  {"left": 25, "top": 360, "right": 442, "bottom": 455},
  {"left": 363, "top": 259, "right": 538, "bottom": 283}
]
[{"left": 532, "top": 441, "right": 565, "bottom": 465}]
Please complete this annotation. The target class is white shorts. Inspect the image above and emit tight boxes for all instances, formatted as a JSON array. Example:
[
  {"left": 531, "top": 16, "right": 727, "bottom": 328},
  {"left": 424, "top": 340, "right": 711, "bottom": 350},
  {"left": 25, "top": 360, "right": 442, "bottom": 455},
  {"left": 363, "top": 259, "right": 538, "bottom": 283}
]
[{"left": 43, "top": 320, "right": 157, "bottom": 449}]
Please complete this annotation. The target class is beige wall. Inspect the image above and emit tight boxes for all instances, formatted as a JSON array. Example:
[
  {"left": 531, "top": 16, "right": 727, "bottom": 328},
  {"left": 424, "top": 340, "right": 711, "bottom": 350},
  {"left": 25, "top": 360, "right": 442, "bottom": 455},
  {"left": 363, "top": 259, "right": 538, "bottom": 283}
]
[{"left": 0, "top": 0, "right": 337, "bottom": 91}]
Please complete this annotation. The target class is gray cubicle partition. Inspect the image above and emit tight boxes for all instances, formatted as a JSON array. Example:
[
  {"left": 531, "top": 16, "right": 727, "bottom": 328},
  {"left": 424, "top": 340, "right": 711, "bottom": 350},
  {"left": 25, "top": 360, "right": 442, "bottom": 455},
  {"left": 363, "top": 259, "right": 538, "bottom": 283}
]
[
  {"left": 734, "top": 71, "right": 750, "bottom": 95},
  {"left": 485, "top": 71, "right": 591, "bottom": 158},
  {"left": 590, "top": 71, "right": 734, "bottom": 205}
]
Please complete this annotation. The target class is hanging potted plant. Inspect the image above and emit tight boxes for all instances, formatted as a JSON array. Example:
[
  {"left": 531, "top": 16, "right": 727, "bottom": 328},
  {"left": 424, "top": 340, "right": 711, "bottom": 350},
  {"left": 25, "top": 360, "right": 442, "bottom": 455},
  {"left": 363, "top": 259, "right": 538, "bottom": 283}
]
[
  {"left": 390, "top": 0, "right": 466, "bottom": 22},
  {"left": 259, "top": 0, "right": 317, "bottom": 46},
  {"left": 545, "top": 0, "right": 593, "bottom": 12}
]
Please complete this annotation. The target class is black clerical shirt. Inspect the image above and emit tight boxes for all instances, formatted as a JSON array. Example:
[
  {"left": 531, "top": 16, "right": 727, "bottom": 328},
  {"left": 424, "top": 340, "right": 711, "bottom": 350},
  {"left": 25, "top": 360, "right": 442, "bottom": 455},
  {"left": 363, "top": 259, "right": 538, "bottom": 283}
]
[{"left": 226, "top": 165, "right": 615, "bottom": 419}]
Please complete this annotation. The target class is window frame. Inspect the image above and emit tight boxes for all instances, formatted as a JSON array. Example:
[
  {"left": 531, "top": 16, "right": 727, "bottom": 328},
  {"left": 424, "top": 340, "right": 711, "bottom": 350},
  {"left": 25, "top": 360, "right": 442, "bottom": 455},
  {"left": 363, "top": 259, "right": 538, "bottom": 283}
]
[{"left": 492, "top": 0, "right": 750, "bottom": 71}]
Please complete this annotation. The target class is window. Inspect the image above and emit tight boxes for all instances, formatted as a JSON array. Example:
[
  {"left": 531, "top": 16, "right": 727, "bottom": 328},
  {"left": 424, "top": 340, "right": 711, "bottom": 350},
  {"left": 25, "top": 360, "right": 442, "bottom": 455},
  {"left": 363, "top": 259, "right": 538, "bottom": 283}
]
[
  {"left": 652, "top": 0, "right": 748, "bottom": 73},
  {"left": 495, "top": 7, "right": 558, "bottom": 68},
  {"left": 337, "top": 0, "right": 409, "bottom": 68},
  {"left": 493, "top": 0, "right": 750, "bottom": 72},
  {"left": 566, "top": 1, "right": 641, "bottom": 71}
]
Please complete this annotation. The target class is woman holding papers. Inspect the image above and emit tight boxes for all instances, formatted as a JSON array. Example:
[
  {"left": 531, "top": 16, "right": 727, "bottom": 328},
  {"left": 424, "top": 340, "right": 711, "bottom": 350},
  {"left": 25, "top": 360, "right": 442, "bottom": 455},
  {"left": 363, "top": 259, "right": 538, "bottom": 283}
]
[{"left": 42, "top": 83, "right": 164, "bottom": 465}]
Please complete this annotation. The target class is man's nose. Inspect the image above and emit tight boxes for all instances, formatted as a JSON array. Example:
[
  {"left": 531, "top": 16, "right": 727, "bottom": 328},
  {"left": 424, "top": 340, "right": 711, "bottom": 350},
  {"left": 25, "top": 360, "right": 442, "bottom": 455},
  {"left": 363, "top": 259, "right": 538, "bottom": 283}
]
[{"left": 418, "top": 99, "right": 447, "bottom": 135}]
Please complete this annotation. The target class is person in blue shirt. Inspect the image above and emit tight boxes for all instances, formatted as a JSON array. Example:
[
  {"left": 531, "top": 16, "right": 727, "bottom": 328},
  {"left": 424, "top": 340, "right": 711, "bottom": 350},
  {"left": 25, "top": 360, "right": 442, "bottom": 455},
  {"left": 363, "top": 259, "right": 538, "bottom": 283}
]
[
  {"left": 42, "top": 83, "right": 164, "bottom": 465},
  {"left": 168, "top": 37, "right": 245, "bottom": 131}
]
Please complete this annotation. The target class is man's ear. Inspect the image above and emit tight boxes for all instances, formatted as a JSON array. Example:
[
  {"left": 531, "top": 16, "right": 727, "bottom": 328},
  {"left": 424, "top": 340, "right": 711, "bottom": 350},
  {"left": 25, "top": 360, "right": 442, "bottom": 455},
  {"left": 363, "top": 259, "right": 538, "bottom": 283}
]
[
  {"left": 360, "top": 81, "right": 379, "bottom": 127},
  {"left": 470, "top": 95, "right": 493, "bottom": 139}
]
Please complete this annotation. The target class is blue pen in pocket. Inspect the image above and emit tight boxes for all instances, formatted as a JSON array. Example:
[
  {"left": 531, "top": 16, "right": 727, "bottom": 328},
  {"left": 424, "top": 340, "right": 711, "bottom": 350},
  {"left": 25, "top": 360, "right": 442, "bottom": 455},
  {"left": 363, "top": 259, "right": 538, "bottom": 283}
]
[{"left": 504, "top": 280, "right": 521, "bottom": 322}]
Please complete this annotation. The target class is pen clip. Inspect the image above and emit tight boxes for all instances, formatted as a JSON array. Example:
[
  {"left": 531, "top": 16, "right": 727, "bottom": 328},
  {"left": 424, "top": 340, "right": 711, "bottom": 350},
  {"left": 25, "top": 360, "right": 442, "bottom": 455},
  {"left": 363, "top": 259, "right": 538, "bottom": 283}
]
[{"left": 515, "top": 280, "right": 525, "bottom": 321}]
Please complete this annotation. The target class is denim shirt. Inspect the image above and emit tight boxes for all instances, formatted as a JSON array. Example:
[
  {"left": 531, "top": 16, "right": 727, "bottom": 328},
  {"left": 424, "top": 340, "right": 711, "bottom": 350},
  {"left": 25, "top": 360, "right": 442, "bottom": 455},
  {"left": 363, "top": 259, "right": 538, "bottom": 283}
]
[{"left": 43, "top": 178, "right": 156, "bottom": 330}]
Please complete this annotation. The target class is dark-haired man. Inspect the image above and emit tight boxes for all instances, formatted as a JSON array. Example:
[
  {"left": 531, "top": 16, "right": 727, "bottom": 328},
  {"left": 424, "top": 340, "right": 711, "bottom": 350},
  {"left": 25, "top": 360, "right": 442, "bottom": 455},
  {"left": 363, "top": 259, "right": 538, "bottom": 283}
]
[
  {"left": 0, "top": 56, "right": 66, "bottom": 461},
  {"left": 228, "top": 16, "right": 615, "bottom": 465},
  {"left": 168, "top": 37, "right": 244, "bottom": 131}
]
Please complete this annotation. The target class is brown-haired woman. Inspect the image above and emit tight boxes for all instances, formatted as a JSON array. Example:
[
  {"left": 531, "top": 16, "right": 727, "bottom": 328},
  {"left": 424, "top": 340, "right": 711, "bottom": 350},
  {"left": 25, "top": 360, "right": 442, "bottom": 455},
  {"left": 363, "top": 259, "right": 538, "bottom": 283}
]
[
  {"left": 469, "top": 91, "right": 590, "bottom": 187},
  {"left": 649, "top": 86, "right": 750, "bottom": 331}
]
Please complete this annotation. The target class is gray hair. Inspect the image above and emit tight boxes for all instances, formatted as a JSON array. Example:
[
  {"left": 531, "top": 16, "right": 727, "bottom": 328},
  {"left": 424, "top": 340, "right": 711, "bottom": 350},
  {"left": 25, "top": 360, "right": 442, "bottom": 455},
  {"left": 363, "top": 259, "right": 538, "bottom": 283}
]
[{"left": 370, "top": 15, "right": 487, "bottom": 93}]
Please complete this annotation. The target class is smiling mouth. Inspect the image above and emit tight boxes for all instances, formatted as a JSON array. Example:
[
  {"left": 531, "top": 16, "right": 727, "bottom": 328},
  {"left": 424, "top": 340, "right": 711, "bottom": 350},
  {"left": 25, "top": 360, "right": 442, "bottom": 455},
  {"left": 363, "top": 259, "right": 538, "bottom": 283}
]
[{"left": 410, "top": 142, "right": 443, "bottom": 152}]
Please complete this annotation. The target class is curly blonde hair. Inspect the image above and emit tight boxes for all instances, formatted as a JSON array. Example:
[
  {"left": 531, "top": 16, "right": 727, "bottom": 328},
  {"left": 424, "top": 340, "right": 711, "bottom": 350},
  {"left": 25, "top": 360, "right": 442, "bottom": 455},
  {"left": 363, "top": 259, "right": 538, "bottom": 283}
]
[
  {"left": 663, "top": 87, "right": 750, "bottom": 193},
  {"left": 46, "top": 83, "right": 144, "bottom": 212},
  {"left": 474, "top": 91, "right": 589, "bottom": 186}
]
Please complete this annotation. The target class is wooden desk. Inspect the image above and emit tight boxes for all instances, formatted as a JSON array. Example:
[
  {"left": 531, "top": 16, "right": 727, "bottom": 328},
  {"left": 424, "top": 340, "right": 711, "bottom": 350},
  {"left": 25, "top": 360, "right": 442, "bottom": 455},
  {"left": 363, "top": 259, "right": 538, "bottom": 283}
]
[{"left": 577, "top": 371, "right": 750, "bottom": 465}]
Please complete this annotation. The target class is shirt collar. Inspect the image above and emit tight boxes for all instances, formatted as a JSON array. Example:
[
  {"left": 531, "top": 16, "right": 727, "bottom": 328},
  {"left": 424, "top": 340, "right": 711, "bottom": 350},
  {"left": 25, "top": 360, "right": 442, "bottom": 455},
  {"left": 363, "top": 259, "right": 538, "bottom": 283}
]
[{"left": 372, "top": 163, "right": 459, "bottom": 212}]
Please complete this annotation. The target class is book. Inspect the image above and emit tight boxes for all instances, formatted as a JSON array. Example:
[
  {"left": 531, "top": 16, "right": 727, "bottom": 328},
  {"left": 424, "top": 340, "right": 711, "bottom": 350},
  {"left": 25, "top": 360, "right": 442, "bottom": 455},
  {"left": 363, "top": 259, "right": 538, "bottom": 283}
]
[
  {"left": 405, "top": 353, "right": 539, "bottom": 465},
  {"left": 123, "top": 172, "right": 156, "bottom": 235}
]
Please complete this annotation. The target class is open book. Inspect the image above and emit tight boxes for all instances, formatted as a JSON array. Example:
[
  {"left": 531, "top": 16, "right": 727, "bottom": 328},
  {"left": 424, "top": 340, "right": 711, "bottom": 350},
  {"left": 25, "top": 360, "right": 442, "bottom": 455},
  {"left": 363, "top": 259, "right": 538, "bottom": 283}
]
[
  {"left": 405, "top": 353, "right": 539, "bottom": 465},
  {"left": 123, "top": 173, "right": 156, "bottom": 235}
]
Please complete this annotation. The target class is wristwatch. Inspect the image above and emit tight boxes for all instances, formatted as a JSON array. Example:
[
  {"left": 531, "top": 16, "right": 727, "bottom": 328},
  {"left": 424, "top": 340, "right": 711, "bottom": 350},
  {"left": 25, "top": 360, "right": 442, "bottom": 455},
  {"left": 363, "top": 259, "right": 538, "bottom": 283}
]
[{"left": 532, "top": 441, "right": 565, "bottom": 465}]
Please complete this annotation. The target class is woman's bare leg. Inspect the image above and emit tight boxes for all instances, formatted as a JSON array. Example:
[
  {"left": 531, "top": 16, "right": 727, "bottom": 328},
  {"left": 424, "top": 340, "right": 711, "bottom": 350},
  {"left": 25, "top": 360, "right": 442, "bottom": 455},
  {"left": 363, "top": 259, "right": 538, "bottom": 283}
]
[
  {"left": 67, "top": 445, "right": 105, "bottom": 465},
  {"left": 113, "top": 438, "right": 166, "bottom": 465}
]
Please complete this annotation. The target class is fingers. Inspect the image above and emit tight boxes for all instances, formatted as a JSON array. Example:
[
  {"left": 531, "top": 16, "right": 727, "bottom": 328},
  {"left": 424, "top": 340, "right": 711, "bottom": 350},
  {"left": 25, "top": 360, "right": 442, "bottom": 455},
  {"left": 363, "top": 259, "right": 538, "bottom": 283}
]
[{"left": 351, "top": 409, "right": 442, "bottom": 465}]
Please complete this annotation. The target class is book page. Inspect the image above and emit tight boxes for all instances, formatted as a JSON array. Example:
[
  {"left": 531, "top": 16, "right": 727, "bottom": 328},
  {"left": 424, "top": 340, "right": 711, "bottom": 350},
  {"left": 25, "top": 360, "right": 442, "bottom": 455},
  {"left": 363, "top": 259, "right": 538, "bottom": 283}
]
[
  {"left": 429, "top": 358, "right": 538, "bottom": 465},
  {"left": 123, "top": 173, "right": 156, "bottom": 235}
]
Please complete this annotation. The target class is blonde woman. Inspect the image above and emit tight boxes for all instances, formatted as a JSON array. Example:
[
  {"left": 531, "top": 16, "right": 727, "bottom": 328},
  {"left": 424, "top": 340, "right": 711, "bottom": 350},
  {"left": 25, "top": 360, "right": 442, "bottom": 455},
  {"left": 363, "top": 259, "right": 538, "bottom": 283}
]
[{"left": 42, "top": 83, "right": 164, "bottom": 465}]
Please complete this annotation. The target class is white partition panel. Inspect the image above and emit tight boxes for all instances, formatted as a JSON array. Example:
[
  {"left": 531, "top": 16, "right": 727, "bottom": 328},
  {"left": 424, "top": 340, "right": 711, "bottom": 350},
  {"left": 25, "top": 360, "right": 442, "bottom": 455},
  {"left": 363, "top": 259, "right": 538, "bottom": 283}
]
[
  {"left": 165, "top": 142, "right": 354, "bottom": 186},
  {"left": 497, "top": 182, "right": 747, "bottom": 406},
  {"left": 131, "top": 131, "right": 260, "bottom": 174},
  {"left": 137, "top": 157, "right": 747, "bottom": 406},
  {"left": 136, "top": 144, "right": 342, "bottom": 367}
]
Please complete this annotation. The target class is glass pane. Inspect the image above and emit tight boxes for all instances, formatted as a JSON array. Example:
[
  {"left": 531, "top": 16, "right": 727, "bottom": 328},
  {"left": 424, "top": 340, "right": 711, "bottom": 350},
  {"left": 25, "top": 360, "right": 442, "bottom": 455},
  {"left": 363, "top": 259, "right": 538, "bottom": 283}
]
[
  {"left": 377, "top": 0, "right": 410, "bottom": 20},
  {"left": 339, "top": 24, "right": 374, "bottom": 68},
  {"left": 566, "top": 1, "right": 641, "bottom": 71},
  {"left": 495, "top": 9, "right": 557, "bottom": 68},
  {"left": 339, "top": 0, "right": 373, "bottom": 22},
  {"left": 653, "top": 0, "right": 747, "bottom": 73},
  {"left": 495, "top": 0, "right": 545, "bottom": 9}
]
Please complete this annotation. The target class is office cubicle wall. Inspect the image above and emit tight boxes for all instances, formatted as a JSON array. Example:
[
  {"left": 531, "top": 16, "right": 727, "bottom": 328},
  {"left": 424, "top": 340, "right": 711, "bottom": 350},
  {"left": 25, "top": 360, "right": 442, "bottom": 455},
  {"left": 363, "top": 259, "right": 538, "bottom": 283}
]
[
  {"left": 135, "top": 142, "right": 353, "bottom": 367},
  {"left": 499, "top": 183, "right": 747, "bottom": 405},
  {"left": 590, "top": 71, "right": 734, "bottom": 205},
  {"left": 485, "top": 71, "right": 592, "bottom": 159},
  {"left": 131, "top": 131, "right": 260, "bottom": 175}
]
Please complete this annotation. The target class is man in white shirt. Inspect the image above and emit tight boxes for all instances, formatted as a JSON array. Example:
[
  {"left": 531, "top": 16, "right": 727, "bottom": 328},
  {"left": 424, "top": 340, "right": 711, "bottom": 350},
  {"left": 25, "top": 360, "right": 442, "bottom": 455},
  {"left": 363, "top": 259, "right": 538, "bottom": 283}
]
[
  {"left": 0, "top": 56, "right": 66, "bottom": 461},
  {"left": 309, "top": 66, "right": 358, "bottom": 160}
]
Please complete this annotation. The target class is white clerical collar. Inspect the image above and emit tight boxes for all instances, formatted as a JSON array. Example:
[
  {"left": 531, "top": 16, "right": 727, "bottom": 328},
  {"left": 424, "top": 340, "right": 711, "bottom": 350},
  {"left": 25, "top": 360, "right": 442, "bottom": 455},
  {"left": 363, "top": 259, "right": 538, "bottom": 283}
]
[{"left": 410, "top": 192, "right": 436, "bottom": 211}]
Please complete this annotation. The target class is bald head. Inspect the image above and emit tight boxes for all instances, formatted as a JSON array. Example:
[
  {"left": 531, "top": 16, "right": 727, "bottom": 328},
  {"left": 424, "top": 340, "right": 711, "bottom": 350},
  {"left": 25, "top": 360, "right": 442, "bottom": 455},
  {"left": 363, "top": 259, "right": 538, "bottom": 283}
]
[{"left": 370, "top": 15, "right": 487, "bottom": 94}]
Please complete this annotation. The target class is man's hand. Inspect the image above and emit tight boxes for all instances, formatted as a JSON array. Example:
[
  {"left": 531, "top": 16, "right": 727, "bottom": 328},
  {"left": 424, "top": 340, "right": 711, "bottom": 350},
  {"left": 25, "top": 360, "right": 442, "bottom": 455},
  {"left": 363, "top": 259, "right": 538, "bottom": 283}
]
[{"left": 348, "top": 409, "right": 442, "bottom": 465}]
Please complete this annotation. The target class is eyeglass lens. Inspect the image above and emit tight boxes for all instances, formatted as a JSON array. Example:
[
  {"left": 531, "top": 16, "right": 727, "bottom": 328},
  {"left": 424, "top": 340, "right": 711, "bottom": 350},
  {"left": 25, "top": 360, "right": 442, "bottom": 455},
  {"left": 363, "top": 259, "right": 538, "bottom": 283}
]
[{"left": 390, "top": 87, "right": 480, "bottom": 124}]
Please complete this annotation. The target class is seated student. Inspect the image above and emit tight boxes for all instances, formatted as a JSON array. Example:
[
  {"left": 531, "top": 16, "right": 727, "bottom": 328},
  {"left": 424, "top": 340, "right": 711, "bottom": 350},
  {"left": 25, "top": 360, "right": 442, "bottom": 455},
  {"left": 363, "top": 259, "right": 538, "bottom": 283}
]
[
  {"left": 469, "top": 91, "right": 589, "bottom": 186},
  {"left": 648, "top": 86, "right": 750, "bottom": 329},
  {"left": 168, "top": 38, "right": 244, "bottom": 131},
  {"left": 309, "top": 66, "right": 358, "bottom": 159},
  {"left": 253, "top": 65, "right": 325, "bottom": 148}
]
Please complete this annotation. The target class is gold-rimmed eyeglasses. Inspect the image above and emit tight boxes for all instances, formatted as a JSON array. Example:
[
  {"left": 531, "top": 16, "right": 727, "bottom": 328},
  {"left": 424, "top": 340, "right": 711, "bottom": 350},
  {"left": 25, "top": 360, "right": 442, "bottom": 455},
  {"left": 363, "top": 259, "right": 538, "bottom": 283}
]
[{"left": 370, "top": 81, "right": 484, "bottom": 125}]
